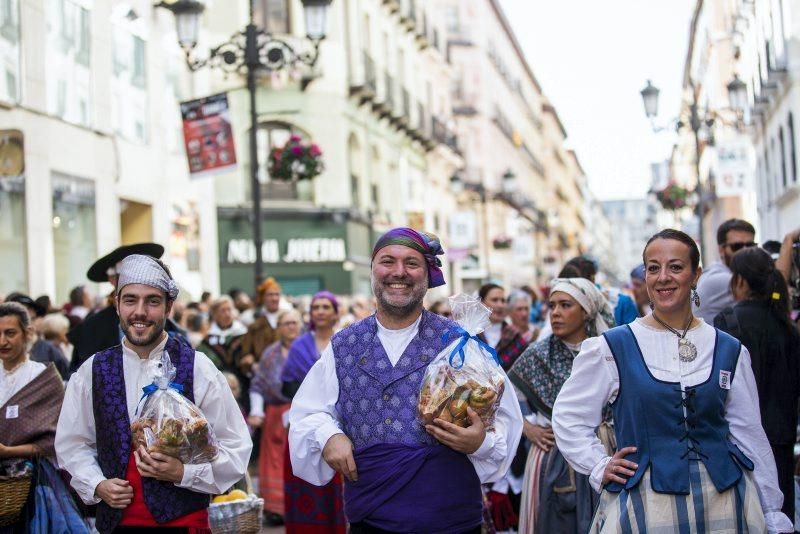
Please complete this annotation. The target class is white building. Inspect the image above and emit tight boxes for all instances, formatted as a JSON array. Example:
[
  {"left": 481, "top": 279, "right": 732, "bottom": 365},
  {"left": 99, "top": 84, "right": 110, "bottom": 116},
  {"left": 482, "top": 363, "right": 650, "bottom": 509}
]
[
  {"left": 738, "top": 0, "right": 800, "bottom": 239},
  {"left": 671, "top": 0, "right": 759, "bottom": 261},
  {"left": 0, "top": 0, "right": 220, "bottom": 302},
  {"left": 600, "top": 198, "right": 659, "bottom": 281},
  {"left": 440, "top": 0, "right": 586, "bottom": 291}
]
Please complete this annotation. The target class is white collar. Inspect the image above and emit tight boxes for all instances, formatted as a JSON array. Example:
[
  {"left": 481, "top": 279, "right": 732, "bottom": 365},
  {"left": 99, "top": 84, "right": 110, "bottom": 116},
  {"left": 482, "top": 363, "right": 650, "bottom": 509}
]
[
  {"left": 376, "top": 313, "right": 423, "bottom": 337},
  {"left": 121, "top": 333, "right": 169, "bottom": 361}
]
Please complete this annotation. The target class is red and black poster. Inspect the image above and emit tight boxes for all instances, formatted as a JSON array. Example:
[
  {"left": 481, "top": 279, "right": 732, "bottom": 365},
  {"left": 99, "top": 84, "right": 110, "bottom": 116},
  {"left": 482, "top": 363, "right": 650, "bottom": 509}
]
[{"left": 180, "top": 93, "right": 237, "bottom": 178}]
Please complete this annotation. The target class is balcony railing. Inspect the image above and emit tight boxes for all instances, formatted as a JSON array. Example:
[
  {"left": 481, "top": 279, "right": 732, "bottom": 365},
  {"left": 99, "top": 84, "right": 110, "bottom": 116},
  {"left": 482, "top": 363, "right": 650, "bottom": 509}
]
[
  {"left": 432, "top": 116, "right": 458, "bottom": 152},
  {"left": 349, "top": 50, "right": 377, "bottom": 101},
  {"left": 401, "top": 88, "right": 411, "bottom": 124},
  {"left": 384, "top": 72, "right": 396, "bottom": 114},
  {"left": 364, "top": 52, "right": 377, "bottom": 95}
]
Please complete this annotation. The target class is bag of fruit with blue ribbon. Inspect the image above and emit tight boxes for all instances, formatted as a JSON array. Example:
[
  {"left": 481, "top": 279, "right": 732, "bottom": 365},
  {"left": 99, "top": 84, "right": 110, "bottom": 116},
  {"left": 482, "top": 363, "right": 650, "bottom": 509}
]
[
  {"left": 417, "top": 294, "right": 506, "bottom": 430},
  {"left": 130, "top": 351, "right": 219, "bottom": 463}
]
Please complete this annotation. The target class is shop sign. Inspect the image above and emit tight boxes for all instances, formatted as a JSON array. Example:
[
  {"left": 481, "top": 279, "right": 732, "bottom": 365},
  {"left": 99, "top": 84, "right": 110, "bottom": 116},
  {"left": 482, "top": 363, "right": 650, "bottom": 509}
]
[
  {"left": 180, "top": 93, "right": 237, "bottom": 178},
  {"left": 449, "top": 211, "right": 478, "bottom": 250},
  {"left": 715, "top": 139, "right": 753, "bottom": 197},
  {"left": 226, "top": 238, "right": 347, "bottom": 264}
]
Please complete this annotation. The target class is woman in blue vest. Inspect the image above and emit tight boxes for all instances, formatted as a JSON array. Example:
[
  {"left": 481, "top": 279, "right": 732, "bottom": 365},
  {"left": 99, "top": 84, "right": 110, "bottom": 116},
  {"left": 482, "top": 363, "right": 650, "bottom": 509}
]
[{"left": 552, "top": 229, "right": 793, "bottom": 533}]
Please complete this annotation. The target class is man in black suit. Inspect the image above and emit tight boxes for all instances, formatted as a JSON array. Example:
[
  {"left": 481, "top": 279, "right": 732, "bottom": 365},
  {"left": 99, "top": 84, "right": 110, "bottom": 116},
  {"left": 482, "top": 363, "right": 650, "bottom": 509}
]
[{"left": 67, "top": 243, "right": 188, "bottom": 375}]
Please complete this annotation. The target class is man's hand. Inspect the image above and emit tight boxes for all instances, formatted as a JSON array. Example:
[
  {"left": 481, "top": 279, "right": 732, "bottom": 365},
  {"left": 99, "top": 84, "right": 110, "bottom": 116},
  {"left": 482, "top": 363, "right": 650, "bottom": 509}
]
[
  {"left": 247, "top": 415, "right": 264, "bottom": 428},
  {"left": 523, "top": 421, "right": 555, "bottom": 452},
  {"left": 322, "top": 433, "right": 358, "bottom": 482},
  {"left": 95, "top": 479, "right": 134, "bottom": 509},
  {"left": 134, "top": 445, "right": 185, "bottom": 483},
  {"left": 425, "top": 407, "right": 486, "bottom": 454}
]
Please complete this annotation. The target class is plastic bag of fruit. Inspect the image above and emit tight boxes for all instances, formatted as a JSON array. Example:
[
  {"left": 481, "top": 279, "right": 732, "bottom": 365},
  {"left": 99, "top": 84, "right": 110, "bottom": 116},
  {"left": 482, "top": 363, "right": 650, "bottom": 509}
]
[
  {"left": 417, "top": 294, "right": 506, "bottom": 430},
  {"left": 130, "top": 351, "right": 219, "bottom": 464}
]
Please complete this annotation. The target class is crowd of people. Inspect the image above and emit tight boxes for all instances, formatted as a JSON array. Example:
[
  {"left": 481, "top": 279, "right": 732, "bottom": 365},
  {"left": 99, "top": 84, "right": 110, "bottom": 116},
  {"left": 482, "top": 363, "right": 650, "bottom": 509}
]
[{"left": 1, "top": 220, "right": 799, "bottom": 533}]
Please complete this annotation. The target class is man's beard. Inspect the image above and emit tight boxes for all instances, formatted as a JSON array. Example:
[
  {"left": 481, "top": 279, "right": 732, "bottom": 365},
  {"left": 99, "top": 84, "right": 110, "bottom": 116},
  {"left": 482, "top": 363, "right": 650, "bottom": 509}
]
[
  {"left": 372, "top": 275, "right": 427, "bottom": 318},
  {"left": 121, "top": 316, "right": 167, "bottom": 347}
]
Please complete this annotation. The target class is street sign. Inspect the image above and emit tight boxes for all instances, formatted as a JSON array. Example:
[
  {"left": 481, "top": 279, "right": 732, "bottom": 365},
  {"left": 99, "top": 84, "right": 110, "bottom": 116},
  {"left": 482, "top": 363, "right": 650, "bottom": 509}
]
[{"left": 180, "top": 93, "right": 238, "bottom": 178}]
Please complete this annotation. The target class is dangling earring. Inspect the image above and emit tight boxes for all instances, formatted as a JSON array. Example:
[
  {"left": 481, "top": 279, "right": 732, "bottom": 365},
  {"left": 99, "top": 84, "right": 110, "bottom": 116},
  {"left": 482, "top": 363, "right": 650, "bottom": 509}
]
[
  {"left": 691, "top": 287, "right": 701, "bottom": 307},
  {"left": 648, "top": 300, "right": 654, "bottom": 310}
]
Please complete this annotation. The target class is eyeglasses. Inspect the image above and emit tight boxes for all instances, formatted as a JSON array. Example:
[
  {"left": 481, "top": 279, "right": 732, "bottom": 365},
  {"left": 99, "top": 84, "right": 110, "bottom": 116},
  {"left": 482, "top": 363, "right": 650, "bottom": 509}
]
[{"left": 725, "top": 241, "right": 758, "bottom": 253}]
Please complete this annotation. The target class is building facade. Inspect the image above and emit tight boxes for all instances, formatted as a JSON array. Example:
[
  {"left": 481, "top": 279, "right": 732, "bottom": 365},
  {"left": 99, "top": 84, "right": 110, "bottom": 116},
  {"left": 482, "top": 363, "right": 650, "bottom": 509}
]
[
  {"left": 0, "top": 0, "right": 220, "bottom": 302},
  {"left": 671, "top": 0, "right": 760, "bottom": 261},
  {"left": 600, "top": 198, "right": 659, "bottom": 282},
  {"left": 739, "top": 0, "right": 800, "bottom": 240},
  {"left": 441, "top": 0, "right": 586, "bottom": 291},
  {"left": 201, "top": 0, "right": 463, "bottom": 297}
]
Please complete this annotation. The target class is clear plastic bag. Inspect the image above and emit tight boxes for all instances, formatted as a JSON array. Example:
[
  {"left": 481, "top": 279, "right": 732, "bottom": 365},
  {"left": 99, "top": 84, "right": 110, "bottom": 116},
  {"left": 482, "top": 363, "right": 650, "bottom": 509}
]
[
  {"left": 418, "top": 294, "right": 506, "bottom": 430},
  {"left": 130, "top": 351, "right": 219, "bottom": 464}
]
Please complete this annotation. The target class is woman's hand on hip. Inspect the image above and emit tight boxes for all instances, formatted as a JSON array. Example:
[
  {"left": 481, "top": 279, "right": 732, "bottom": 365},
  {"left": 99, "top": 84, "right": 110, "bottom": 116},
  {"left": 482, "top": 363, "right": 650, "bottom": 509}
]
[{"left": 602, "top": 446, "right": 638, "bottom": 486}]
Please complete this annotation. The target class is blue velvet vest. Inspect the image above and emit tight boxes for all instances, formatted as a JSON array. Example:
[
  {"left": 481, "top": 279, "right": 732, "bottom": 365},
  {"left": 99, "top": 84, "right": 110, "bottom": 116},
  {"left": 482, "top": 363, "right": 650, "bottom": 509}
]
[
  {"left": 603, "top": 325, "right": 754, "bottom": 494},
  {"left": 332, "top": 310, "right": 457, "bottom": 448},
  {"left": 91, "top": 337, "right": 209, "bottom": 533}
]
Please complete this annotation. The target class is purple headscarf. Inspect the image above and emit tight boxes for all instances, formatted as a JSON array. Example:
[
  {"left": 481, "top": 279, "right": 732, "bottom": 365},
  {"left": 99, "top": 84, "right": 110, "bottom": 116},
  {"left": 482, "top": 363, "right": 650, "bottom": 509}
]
[
  {"left": 371, "top": 227, "right": 446, "bottom": 288},
  {"left": 280, "top": 291, "right": 339, "bottom": 383},
  {"left": 309, "top": 290, "right": 339, "bottom": 331}
]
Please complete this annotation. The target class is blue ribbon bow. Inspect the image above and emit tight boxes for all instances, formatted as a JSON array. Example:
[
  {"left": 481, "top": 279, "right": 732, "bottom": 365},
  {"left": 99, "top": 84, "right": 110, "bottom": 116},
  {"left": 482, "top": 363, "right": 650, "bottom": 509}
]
[
  {"left": 442, "top": 327, "right": 500, "bottom": 369},
  {"left": 135, "top": 382, "right": 184, "bottom": 416}
]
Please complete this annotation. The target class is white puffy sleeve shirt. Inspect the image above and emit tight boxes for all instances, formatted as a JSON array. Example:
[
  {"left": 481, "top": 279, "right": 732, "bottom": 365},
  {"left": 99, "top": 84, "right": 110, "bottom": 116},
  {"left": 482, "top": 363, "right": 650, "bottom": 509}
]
[
  {"left": 55, "top": 336, "right": 252, "bottom": 504},
  {"left": 288, "top": 318, "right": 523, "bottom": 486},
  {"left": 551, "top": 319, "right": 793, "bottom": 533}
]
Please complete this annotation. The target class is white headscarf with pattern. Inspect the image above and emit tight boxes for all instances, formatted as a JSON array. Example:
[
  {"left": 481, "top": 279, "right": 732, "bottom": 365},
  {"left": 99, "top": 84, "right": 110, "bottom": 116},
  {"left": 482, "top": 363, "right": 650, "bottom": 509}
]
[{"left": 549, "top": 277, "right": 615, "bottom": 336}]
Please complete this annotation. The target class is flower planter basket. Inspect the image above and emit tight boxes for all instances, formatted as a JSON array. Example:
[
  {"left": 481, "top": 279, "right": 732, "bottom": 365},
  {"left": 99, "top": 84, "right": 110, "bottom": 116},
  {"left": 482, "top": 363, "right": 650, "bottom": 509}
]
[{"left": 267, "top": 135, "right": 324, "bottom": 182}]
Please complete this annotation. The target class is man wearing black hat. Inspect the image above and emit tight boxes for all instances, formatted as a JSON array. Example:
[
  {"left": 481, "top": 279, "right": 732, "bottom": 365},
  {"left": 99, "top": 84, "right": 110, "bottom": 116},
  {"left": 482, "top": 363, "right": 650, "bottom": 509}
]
[{"left": 67, "top": 243, "right": 187, "bottom": 375}]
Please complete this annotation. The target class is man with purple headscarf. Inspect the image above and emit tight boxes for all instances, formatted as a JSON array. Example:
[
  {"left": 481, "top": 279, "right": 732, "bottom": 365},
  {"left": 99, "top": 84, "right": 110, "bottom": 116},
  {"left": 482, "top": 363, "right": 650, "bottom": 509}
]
[{"left": 288, "top": 228, "right": 522, "bottom": 533}]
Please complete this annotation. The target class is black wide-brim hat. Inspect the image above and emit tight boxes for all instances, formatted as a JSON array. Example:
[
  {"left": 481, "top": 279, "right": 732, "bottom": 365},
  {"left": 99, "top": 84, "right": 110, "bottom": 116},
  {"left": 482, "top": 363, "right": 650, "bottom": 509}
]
[{"left": 86, "top": 243, "right": 165, "bottom": 282}]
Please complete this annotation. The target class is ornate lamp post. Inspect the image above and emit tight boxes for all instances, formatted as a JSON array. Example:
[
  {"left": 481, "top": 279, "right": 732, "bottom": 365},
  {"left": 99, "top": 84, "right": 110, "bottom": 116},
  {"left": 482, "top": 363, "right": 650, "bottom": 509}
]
[
  {"left": 157, "top": 0, "right": 332, "bottom": 289},
  {"left": 640, "top": 76, "right": 747, "bottom": 266}
]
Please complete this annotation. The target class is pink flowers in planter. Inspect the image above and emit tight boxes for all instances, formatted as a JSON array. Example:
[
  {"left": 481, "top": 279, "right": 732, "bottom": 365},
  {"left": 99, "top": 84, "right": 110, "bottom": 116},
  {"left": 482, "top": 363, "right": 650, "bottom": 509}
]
[{"left": 268, "top": 135, "right": 325, "bottom": 181}]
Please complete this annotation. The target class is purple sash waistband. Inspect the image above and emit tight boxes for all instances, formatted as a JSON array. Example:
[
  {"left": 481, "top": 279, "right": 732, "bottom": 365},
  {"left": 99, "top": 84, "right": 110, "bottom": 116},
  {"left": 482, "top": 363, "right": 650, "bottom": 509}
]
[{"left": 344, "top": 443, "right": 482, "bottom": 533}]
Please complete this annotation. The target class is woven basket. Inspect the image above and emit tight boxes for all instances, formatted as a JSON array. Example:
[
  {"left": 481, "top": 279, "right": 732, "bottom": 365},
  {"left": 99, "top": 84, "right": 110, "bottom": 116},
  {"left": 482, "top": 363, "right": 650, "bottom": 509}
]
[
  {"left": 208, "top": 497, "right": 264, "bottom": 534},
  {"left": 0, "top": 475, "right": 32, "bottom": 527}
]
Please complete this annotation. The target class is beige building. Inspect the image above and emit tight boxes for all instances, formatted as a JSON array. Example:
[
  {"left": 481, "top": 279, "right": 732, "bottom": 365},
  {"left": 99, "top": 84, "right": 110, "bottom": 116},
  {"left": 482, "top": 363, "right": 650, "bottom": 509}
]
[
  {"left": 441, "top": 0, "right": 586, "bottom": 291},
  {"left": 0, "top": 0, "right": 219, "bottom": 302},
  {"left": 198, "top": 0, "right": 463, "bottom": 297}
]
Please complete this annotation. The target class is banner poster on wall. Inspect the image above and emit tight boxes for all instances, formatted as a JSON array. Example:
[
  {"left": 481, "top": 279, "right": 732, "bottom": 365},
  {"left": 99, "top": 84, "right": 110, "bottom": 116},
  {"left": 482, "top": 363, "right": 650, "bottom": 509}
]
[{"left": 180, "top": 93, "right": 238, "bottom": 178}]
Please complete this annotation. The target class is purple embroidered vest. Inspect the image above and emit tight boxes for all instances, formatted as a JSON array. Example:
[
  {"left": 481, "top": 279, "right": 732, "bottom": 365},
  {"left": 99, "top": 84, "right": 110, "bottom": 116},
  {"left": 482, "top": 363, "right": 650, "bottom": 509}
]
[
  {"left": 332, "top": 310, "right": 484, "bottom": 531},
  {"left": 92, "top": 336, "right": 209, "bottom": 533},
  {"left": 332, "top": 310, "right": 456, "bottom": 449}
]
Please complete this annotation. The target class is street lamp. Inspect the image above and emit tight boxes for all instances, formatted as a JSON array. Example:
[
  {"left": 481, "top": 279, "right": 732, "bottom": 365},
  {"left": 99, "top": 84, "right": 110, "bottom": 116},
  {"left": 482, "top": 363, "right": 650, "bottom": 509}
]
[
  {"left": 640, "top": 80, "right": 660, "bottom": 119},
  {"left": 640, "top": 76, "right": 746, "bottom": 266},
  {"left": 501, "top": 169, "right": 516, "bottom": 193},
  {"left": 157, "top": 0, "right": 332, "bottom": 290}
]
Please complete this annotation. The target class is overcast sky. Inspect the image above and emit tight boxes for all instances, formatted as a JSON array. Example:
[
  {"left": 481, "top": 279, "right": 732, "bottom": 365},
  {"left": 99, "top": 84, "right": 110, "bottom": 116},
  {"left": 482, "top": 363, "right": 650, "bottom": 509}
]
[{"left": 499, "top": 0, "right": 697, "bottom": 200}]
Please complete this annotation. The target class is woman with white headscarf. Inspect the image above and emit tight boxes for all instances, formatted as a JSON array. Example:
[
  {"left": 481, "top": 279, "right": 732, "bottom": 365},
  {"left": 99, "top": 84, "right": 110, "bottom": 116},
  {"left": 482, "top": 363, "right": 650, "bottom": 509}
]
[{"left": 508, "top": 277, "right": 615, "bottom": 534}]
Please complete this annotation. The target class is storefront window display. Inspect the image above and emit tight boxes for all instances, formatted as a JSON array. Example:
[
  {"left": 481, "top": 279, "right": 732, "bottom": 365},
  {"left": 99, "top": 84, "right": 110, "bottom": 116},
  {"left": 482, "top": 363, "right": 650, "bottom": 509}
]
[
  {"left": 0, "top": 174, "right": 26, "bottom": 296},
  {"left": 52, "top": 172, "right": 96, "bottom": 304}
]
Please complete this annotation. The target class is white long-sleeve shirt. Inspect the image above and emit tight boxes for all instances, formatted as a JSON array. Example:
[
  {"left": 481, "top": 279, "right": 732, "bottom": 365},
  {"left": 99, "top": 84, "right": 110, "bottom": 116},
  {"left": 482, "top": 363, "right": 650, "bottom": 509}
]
[
  {"left": 288, "top": 315, "right": 523, "bottom": 486},
  {"left": 552, "top": 318, "right": 793, "bottom": 533},
  {"left": 55, "top": 335, "right": 252, "bottom": 505}
]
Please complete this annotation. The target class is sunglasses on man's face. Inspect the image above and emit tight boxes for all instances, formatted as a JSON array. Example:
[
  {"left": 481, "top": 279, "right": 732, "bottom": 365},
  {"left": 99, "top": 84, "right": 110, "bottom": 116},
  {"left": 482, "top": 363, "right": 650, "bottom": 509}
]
[{"left": 725, "top": 241, "right": 758, "bottom": 253}]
